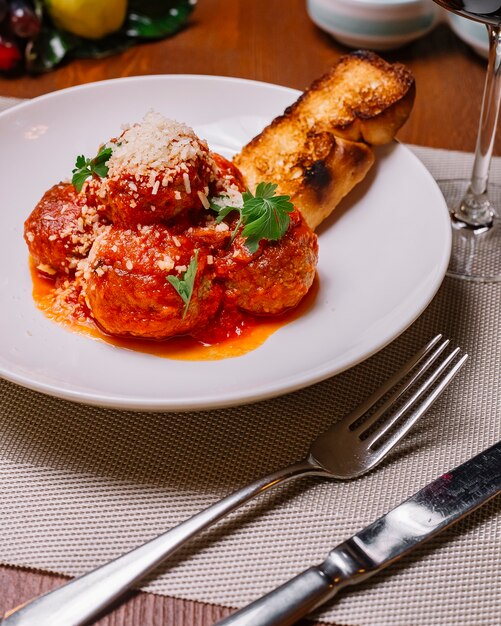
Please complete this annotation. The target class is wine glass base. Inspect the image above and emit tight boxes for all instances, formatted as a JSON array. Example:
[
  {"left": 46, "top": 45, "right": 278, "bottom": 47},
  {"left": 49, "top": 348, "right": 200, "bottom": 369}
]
[{"left": 436, "top": 178, "right": 501, "bottom": 282}]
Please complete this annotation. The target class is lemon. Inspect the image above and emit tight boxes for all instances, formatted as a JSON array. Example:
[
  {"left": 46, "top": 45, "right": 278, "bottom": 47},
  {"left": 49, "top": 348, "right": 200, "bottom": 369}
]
[{"left": 46, "top": 0, "right": 127, "bottom": 40}]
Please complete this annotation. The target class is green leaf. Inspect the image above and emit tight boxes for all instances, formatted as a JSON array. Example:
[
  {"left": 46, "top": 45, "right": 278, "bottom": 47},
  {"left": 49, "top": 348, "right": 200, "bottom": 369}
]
[
  {"left": 210, "top": 183, "right": 294, "bottom": 253},
  {"left": 75, "top": 155, "right": 87, "bottom": 169},
  {"left": 92, "top": 147, "right": 113, "bottom": 177},
  {"left": 71, "top": 147, "right": 112, "bottom": 192},
  {"left": 92, "top": 162, "right": 109, "bottom": 178},
  {"left": 209, "top": 199, "right": 244, "bottom": 244},
  {"left": 254, "top": 182, "right": 278, "bottom": 199},
  {"left": 71, "top": 169, "right": 92, "bottom": 193},
  {"left": 126, "top": 1, "right": 195, "bottom": 39},
  {"left": 209, "top": 199, "right": 237, "bottom": 224},
  {"left": 94, "top": 147, "right": 112, "bottom": 163},
  {"left": 25, "top": 26, "right": 76, "bottom": 73},
  {"left": 167, "top": 250, "right": 199, "bottom": 319},
  {"left": 71, "top": 35, "right": 134, "bottom": 60}
]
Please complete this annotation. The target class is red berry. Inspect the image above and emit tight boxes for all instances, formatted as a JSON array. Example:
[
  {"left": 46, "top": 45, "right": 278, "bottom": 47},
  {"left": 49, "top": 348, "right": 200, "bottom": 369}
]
[
  {"left": 0, "top": 36, "right": 22, "bottom": 71},
  {"left": 9, "top": 1, "right": 41, "bottom": 39}
]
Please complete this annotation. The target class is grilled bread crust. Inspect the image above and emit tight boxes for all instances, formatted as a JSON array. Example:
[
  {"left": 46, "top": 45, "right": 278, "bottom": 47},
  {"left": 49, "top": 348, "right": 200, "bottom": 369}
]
[{"left": 233, "top": 50, "right": 415, "bottom": 230}]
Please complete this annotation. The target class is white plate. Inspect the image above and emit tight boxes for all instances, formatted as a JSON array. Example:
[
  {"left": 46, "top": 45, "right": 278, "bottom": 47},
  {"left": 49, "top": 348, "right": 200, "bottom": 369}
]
[{"left": 0, "top": 75, "right": 451, "bottom": 411}]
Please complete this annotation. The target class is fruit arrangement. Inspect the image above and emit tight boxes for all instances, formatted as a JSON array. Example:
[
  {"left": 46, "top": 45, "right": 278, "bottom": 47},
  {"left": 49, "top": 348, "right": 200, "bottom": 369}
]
[{"left": 0, "top": 0, "right": 195, "bottom": 74}]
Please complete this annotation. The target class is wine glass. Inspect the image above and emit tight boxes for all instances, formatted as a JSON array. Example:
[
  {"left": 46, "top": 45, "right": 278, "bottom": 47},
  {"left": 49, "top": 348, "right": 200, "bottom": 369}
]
[{"left": 432, "top": 0, "right": 501, "bottom": 282}]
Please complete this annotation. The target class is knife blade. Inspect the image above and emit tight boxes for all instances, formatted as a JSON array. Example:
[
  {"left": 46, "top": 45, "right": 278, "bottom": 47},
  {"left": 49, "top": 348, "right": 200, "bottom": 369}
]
[{"left": 217, "top": 440, "right": 501, "bottom": 626}]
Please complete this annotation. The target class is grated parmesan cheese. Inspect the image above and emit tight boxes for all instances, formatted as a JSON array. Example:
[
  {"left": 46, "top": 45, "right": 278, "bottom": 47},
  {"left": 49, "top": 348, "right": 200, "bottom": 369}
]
[
  {"left": 105, "top": 111, "right": 212, "bottom": 190},
  {"left": 157, "top": 255, "right": 175, "bottom": 271},
  {"left": 211, "top": 187, "right": 244, "bottom": 210},
  {"left": 197, "top": 190, "right": 210, "bottom": 209}
]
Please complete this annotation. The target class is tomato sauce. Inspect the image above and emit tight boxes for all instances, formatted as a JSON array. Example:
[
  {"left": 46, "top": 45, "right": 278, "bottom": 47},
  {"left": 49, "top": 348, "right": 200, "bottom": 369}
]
[{"left": 30, "top": 261, "right": 318, "bottom": 361}]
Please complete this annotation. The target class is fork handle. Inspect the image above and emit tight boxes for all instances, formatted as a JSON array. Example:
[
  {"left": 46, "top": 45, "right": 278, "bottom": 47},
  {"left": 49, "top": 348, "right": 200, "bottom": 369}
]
[{"left": 4, "top": 460, "right": 322, "bottom": 626}]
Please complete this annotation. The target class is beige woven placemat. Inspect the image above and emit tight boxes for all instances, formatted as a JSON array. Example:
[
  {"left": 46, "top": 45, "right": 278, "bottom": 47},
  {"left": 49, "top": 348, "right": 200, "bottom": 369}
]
[{"left": 0, "top": 96, "right": 500, "bottom": 626}]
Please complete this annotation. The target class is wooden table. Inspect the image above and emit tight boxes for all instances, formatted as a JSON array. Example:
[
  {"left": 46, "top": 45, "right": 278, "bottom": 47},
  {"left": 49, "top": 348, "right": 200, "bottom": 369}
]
[{"left": 0, "top": 1, "right": 497, "bottom": 624}]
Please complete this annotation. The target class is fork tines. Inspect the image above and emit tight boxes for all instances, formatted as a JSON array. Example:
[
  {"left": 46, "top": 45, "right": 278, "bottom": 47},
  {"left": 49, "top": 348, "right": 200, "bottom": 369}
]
[{"left": 350, "top": 334, "right": 468, "bottom": 458}]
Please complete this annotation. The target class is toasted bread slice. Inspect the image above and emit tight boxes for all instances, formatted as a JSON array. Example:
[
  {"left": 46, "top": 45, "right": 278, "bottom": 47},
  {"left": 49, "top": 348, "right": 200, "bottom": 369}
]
[
  {"left": 237, "top": 129, "right": 375, "bottom": 231},
  {"left": 295, "top": 50, "right": 415, "bottom": 145},
  {"left": 234, "top": 51, "right": 414, "bottom": 230}
]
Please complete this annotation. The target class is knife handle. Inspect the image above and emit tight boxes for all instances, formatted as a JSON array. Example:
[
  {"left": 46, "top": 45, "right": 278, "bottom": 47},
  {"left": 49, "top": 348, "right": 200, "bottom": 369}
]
[{"left": 216, "top": 566, "right": 340, "bottom": 626}]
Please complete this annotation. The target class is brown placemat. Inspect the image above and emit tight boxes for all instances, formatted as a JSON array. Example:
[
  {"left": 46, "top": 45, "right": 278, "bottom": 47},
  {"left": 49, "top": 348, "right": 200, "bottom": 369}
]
[{"left": 0, "top": 96, "right": 500, "bottom": 625}]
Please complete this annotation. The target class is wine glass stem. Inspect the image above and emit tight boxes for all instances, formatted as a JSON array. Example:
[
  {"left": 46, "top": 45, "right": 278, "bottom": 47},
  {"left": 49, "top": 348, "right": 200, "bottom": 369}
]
[{"left": 455, "top": 24, "right": 501, "bottom": 228}]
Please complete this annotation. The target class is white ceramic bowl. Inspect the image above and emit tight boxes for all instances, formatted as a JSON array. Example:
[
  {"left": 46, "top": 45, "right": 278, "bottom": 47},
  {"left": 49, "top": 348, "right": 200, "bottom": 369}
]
[
  {"left": 307, "top": 0, "right": 440, "bottom": 50},
  {"left": 446, "top": 12, "right": 489, "bottom": 59}
]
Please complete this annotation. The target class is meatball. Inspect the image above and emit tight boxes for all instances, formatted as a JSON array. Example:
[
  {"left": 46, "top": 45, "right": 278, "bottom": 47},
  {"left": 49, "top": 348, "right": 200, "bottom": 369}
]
[
  {"left": 210, "top": 152, "right": 246, "bottom": 195},
  {"left": 24, "top": 183, "right": 105, "bottom": 276},
  {"left": 101, "top": 112, "right": 216, "bottom": 227},
  {"left": 104, "top": 163, "right": 213, "bottom": 228},
  {"left": 83, "top": 225, "right": 222, "bottom": 340},
  {"left": 222, "top": 209, "right": 318, "bottom": 315},
  {"left": 184, "top": 212, "right": 234, "bottom": 250}
]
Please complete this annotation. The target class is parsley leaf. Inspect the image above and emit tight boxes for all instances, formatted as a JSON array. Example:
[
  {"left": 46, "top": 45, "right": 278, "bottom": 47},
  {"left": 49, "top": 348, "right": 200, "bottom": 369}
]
[
  {"left": 209, "top": 199, "right": 244, "bottom": 244},
  {"left": 210, "top": 182, "right": 293, "bottom": 254},
  {"left": 71, "top": 146, "right": 113, "bottom": 192},
  {"left": 241, "top": 183, "right": 293, "bottom": 253},
  {"left": 167, "top": 250, "right": 199, "bottom": 319}
]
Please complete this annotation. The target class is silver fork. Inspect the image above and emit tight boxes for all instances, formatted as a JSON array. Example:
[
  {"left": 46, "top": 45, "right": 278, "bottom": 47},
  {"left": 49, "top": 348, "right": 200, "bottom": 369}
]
[{"left": 4, "top": 335, "right": 467, "bottom": 626}]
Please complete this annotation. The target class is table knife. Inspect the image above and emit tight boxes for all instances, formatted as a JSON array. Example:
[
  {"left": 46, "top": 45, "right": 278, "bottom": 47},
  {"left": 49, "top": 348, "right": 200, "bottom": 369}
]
[{"left": 217, "top": 440, "right": 501, "bottom": 626}]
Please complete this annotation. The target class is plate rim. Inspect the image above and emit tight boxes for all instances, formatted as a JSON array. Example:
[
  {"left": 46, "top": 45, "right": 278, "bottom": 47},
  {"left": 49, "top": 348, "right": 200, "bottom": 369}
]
[{"left": 0, "top": 73, "right": 301, "bottom": 122}]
